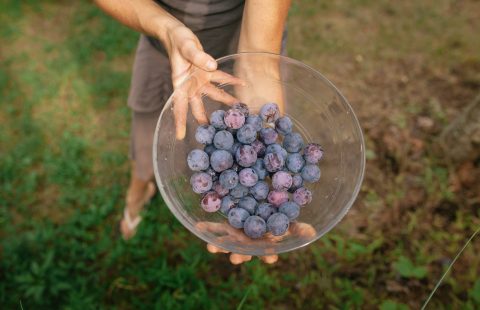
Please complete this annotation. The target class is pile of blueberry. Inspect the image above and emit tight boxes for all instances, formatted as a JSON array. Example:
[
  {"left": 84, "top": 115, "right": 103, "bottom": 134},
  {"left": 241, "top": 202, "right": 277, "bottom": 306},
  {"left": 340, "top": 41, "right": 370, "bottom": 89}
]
[{"left": 187, "top": 102, "right": 323, "bottom": 239}]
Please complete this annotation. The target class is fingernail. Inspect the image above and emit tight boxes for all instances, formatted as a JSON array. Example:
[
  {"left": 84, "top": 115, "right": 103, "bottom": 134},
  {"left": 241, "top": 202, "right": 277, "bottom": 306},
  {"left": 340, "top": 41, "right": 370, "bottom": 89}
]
[
  {"left": 176, "top": 128, "right": 186, "bottom": 140},
  {"left": 206, "top": 60, "right": 217, "bottom": 71}
]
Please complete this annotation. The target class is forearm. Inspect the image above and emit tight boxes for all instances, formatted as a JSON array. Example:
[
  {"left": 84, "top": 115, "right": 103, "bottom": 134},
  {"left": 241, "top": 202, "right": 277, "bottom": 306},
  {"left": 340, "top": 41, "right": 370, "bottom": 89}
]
[
  {"left": 94, "top": 0, "right": 183, "bottom": 48},
  {"left": 238, "top": 0, "right": 291, "bottom": 53}
]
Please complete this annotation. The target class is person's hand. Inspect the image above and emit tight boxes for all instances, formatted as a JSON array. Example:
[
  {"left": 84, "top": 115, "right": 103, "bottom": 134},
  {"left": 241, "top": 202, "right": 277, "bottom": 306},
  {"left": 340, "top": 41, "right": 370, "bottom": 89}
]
[
  {"left": 233, "top": 54, "right": 285, "bottom": 115},
  {"left": 196, "top": 221, "right": 316, "bottom": 265},
  {"left": 163, "top": 25, "right": 245, "bottom": 139}
]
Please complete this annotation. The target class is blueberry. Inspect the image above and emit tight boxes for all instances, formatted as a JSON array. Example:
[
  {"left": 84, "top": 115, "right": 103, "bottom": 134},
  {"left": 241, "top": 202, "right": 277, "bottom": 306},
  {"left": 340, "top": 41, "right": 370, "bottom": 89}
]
[
  {"left": 228, "top": 207, "right": 250, "bottom": 228},
  {"left": 238, "top": 196, "right": 257, "bottom": 214},
  {"left": 238, "top": 168, "right": 259, "bottom": 187},
  {"left": 243, "top": 215, "right": 267, "bottom": 239},
  {"left": 190, "top": 172, "right": 213, "bottom": 194},
  {"left": 286, "top": 153, "right": 305, "bottom": 173},
  {"left": 224, "top": 108, "right": 245, "bottom": 129},
  {"left": 259, "top": 103, "right": 280, "bottom": 123},
  {"left": 249, "top": 181, "right": 269, "bottom": 200},
  {"left": 213, "top": 181, "right": 230, "bottom": 197},
  {"left": 187, "top": 149, "right": 210, "bottom": 171},
  {"left": 210, "top": 110, "right": 227, "bottom": 130},
  {"left": 220, "top": 195, "right": 237, "bottom": 215},
  {"left": 304, "top": 143, "right": 324, "bottom": 164},
  {"left": 275, "top": 116, "right": 293, "bottom": 135},
  {"left": 283, "top": 132, "right": 304, "bottom": 153},
  {"left": 263, "top": 152, "right": 285, "bottom": 172},
  {"left": 301, "top": 164, "right": 321, "bottom": 183},
  {"left": 230, "top": 183, "right": 249, "bottom": 199},
  {"left": 293, "top": 187, "right": 312, "bottom": 206},
  {"left": 210, "top": 150, "right": 233, "bottom": 172},
  {"left": 201, "top": 191, "right": 222, "bottom": 212},
  {"left": 267, "top": 190, "right": 289, "bottom": 206},
  {"left": 246, "top": 115, "right": 263, "bottom": 131},
  {"left": 235, "top": 145, "right": 257, "bottom": 167},
  {"left": 213, "top": 130, "right": 234, "bottom": 150},
  {"left": 289, "top": 174, "right": 304, "bottom": 193},
  {"left": 236, "top": 124, "right": 257, "bottom": 144},
  {"left": 233, "top": 102, "right": 250, "bottom": 117},
  {"left": 251, "top": 140, "right": 266, "bottom": 157},
  {"left": 255, "top": 203, "right": 275, "bottom": 221},
  {"left": 204, "top": 144, "right": 217, "bottom": 157},
  {"left": 195, "top": 125, "right": 216, "bottom": 144},
  {"left": 252, "top": 159, "right": 268, "bottom": 180},
  {"left": 266, "top": 213, "right": 289, "bottom": 236},
  {"left": 259, "top": 127, "right": 278, "bottom": 145},
  {"left": 265, "top": 143, "right": 288, "bottom": 159},
  {"left": 272, "top": 171, "right": 293, "bottom": 191},
  {"left": 219, "top": 169, "right": 239, "bottom": 190},
  {"left": 278, "top": 201, "right": 300, "bottom": 221}
]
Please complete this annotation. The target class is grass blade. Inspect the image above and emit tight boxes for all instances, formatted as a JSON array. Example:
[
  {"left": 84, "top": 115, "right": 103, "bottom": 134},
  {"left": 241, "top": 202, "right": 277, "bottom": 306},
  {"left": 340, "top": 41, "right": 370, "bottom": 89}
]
[{"left": 422, "top": 226, "right": 480, "bottom": 309}]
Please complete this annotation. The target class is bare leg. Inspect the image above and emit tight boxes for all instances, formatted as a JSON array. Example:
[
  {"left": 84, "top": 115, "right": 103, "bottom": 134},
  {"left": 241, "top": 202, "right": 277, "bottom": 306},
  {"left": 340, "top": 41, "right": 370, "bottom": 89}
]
[{"left": 120, "top": 110, "right": 160, "bottom": 240}]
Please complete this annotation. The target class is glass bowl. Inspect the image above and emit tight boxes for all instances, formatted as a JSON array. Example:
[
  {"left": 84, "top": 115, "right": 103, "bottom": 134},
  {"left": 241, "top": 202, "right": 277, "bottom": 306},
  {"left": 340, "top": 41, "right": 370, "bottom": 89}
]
[{"left": 153, "top": 52, "right": 365, "bottom": 256}]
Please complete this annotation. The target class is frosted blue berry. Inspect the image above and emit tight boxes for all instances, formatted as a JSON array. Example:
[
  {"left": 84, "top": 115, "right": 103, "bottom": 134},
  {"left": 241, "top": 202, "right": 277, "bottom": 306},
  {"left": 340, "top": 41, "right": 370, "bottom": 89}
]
[
  {"left": 228, "top": 207, "right": 250, "bottom": 228},
  {"left": 210, "top": 110, "right": 227, "bottom": 130},
  {"left": 266, "top": 213, "right": 289, "bottom": 236},
  {"left": 301, "top": 164, "right": 321, "bottom": 183},
  {"left": 213, "top": 130, "right": 234, "bottom": 150},
  {"left": 283, "top": 132, "right": 304, "bottom": 153},
  {"left": 275, "top": 116, "right": 293, "bottom": 135},
  {"left": 286, "top": 153, "right": 305, "bottom": 173},
  {"left": 187, "top": 149, "right": 209, "bottom": 171},
  {"left": 243, "top": 215, "right": 267, "bottom": 239},
  {"left": 195, "top": 125, "right": 216, "bottom": 144},
  {"left": 259, "top": 103, "right": 280, "bottom": 123},
  {"left": 278, "top": 201, "right": 300, "bottom": 221}
]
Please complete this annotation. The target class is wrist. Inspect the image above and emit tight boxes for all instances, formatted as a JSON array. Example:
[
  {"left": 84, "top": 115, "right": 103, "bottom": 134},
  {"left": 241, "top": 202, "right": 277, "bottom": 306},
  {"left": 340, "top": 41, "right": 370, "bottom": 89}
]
[{"left": 152, "top": 16, "right": 183, "bottom": 55}]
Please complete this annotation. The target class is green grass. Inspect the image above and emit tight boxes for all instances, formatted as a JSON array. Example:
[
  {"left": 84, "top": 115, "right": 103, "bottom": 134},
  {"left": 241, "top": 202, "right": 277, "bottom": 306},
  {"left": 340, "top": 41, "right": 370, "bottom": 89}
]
[{"left": 1, "top": 0, "right": 480, "bottom": 309}]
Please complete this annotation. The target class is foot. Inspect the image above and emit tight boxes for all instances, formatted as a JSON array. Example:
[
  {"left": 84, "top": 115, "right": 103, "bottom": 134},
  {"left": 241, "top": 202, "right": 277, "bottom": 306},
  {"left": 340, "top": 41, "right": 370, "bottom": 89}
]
[{"left": 120, "top": 181, "right": 156, "bottom": 240}]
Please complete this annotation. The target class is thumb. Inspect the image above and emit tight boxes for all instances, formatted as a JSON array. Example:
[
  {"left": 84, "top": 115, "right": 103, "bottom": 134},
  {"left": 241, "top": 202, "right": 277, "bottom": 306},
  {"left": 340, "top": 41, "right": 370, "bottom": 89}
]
[{"left": 180, "top": 40, "right": 217, "bottom": 71}]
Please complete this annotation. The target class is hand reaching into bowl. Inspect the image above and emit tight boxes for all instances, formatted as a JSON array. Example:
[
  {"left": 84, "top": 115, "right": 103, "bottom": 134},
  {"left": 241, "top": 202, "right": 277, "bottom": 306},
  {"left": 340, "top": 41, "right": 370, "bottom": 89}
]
[
  {"left": 196, "top": 221, "right": 317, "bottom": 264},
  {"left": 166, "top": 26, "right": 246, "bottom": 140}
]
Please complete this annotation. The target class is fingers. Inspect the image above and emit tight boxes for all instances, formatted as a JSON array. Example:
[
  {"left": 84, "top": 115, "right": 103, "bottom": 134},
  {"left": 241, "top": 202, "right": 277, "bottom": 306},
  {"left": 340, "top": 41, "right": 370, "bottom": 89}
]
[
  {"left": 174, "top": 77, "right": 239, "bottom": 140},
  {"left": 196, "top": 222, "right": 232, "bottom": 235},
  {"left": 259, "top": 255, "right": 279, "bottom": 264},
  {"left": 181, "top": 40, "right": 217, "bottom": 71},
  {"left": 201, "top": 84, "right": 239, "bottom": 106},
  {"left": 289, "top": 222, "right": 316, "bottom": 238},
  {"left": 207, "top": 246, "right": 278, "bottom": 265},
  {"left": 210, "top": 71, "right": 246, "bottom": 86},
  {"left": 206, "top": 243, "right": 229, "bottom": 254},
  {"left": 173, "top": 90, "right": 189, "bottom": 140},
  {"left": 206, "top": 243, "right": 252, "bottom": 265},
  {"left": 190, "top": 95, "right": 208, "bottom": 125},
  {"left": 230, "top": 253, "right": 252, "bottom": 265}
]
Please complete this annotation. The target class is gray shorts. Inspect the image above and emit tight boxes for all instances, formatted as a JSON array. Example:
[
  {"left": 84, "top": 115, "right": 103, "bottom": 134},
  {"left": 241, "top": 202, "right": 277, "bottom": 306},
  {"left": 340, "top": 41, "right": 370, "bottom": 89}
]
[{"left": 128, "top": 28, "right": 286, "bottom": 180}]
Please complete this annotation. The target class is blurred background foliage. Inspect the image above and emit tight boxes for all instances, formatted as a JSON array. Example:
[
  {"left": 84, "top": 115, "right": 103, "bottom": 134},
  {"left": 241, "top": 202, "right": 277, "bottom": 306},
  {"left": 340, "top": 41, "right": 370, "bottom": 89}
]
[{"left": 1, "top": 0, "right": 479, "bottom": 308}]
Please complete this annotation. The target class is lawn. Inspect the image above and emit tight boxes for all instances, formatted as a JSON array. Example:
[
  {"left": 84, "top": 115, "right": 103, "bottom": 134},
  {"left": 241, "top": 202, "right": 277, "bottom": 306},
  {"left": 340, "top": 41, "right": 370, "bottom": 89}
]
[{"left": 1, "top": 0, "right": 479, "bottom": 309}]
